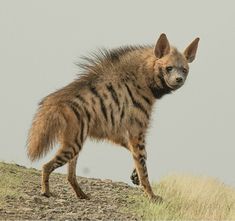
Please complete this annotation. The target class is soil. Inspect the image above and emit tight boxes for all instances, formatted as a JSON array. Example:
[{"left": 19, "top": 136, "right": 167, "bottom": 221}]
[{"left": 0, "top": 163, "right": 142, "bottom": 220}]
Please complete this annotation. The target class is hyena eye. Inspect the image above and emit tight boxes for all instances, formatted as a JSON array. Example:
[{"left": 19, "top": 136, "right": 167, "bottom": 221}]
[{"left": 166, "top": 66, "right": 173, "bottom": 72}]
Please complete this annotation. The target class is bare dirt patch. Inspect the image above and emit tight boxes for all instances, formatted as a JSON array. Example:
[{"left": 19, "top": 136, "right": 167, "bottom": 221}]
[{"left": 0, "top": 162, "right": 141, "bottom": 220}]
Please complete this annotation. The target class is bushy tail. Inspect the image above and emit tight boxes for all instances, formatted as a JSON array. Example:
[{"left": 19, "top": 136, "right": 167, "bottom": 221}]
[{"left": 27, "top": 105, "right": 66, "bottom": 161}]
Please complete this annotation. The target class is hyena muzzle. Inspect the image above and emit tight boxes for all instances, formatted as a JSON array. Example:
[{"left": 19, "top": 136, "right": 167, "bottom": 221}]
[{"left": 27, "top": 33, "right": 199, "bottom": 202}]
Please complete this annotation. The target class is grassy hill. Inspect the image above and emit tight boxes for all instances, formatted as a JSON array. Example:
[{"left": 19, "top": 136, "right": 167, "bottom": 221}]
[{"left": 0, "top": 162, "right": 235, "bottom": 220}]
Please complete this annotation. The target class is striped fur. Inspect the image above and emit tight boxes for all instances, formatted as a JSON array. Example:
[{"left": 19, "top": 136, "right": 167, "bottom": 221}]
[{"left": 27, "top": 33, "right": 199, "bottom": 201}]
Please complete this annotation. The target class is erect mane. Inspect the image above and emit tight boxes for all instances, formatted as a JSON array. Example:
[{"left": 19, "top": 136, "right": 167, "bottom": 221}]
[{"left": 77, "top": 45, "right": 152, "bottom": 75}]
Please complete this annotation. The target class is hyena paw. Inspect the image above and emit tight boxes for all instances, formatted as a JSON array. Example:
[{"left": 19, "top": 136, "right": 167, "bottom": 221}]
[
  {"left": 41, "top": 191, "right": 53, "bottom": 198},
  {"left": 130, "top": 169, "right": 140, "bottom": 185},
  {"left": 77, "top": 192, "right": 90, "bottom": 200},
  {"left": 150, "top": 194, "right": 163, "bottom": 204}
]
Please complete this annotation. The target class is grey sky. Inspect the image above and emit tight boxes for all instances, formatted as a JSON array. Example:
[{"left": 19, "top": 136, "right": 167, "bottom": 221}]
[{"left": 0, "top": 0, "right": 234, "bottom": 187}]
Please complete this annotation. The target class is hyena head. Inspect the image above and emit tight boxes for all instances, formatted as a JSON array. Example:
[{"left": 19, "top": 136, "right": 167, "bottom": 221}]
[{"left": 151, "top": 33, "right": 199, "bottom": 94}]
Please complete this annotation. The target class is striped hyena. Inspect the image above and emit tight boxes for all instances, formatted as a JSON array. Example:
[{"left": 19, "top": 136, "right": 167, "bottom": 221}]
[{"left": 27, "top": 33, "right": 199, "bottom": 202}]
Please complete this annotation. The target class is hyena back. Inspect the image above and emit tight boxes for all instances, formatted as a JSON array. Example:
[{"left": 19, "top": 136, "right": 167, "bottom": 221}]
[{"left": 27, "top": 33, "right": 199, "bottom": 202}]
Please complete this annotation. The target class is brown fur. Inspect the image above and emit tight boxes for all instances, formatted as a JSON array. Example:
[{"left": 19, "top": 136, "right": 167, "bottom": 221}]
[{"left": 27, "top": 33, "right": 199, "bottom": 202}]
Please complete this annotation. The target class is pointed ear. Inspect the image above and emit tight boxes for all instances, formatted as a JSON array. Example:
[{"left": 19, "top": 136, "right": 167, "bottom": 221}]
[
  {"left": 184, "top": 37, "right": 200, "bottom": 63},
  {"left": 154, "top": 33, "right": 170, "bottom": 58}
]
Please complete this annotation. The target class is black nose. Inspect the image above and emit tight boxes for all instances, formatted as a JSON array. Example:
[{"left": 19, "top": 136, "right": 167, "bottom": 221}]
[{"left": 176, "top": 77, "right": 183, "bottom": 83}]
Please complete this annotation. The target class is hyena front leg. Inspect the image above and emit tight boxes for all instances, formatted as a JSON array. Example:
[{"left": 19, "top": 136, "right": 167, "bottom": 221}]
[
  {"left": 128, "top": 139, "right": 162, "bottom": 203},
  {"left": 130, "top": 133, "right": 145, "bottom": 186}
]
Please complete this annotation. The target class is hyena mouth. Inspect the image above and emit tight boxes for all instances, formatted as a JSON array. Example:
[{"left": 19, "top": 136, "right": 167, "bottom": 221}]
[
  {"left": 165, "top": 79, "right": 182, "bottom": 90},
  {"left": 160, "top": 75, "right": 176, "bottom": 90},
  {"left": 164, "top": 80, "right": 175, "bottom": 89}
]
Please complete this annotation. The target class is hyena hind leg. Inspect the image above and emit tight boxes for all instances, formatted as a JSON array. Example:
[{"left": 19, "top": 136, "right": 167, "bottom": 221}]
[
  {"left": 41, "top": 143, "right": 79, "bottom": 197},
  {"left": 67, "top": 155, "right": 89, "bottom": 199}
]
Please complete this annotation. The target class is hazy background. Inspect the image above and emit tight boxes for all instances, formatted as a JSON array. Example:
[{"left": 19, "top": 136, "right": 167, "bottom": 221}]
[{"left": 0, "top": 0, "right": 234, "bottom": 187}]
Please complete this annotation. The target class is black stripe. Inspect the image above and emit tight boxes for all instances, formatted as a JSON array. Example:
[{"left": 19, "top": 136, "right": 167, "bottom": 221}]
[
  {"left": 141, "top": 95, "right": 151, "bottom": 105},
  {"left": 110, "top": 109, "right": 115, "bottom": 128},
  {"left": 124, "top": 84, "right": 149, "bottom": 119},
  {"left": 139, "top": 153, "right": 146, "bottom": 159},
  {"left": 75, "top": 140, "right": 82, "bottom": 150},
  {"left": 76, "top": 94, "right": 87, "bottom": 104},
  {"left": 127, "top": 71, "right": 137, "bottom": 80},
  {"left": 56, "top": 155, "right": 66, "bottom": 163},
  {"left": 149, "top": 72, "right": 172, "bottom": 99},
  {"left": 67, "top": 101, "right": 80, "bottom": 121},
  {"left": 125, "top": 84, "right": 134, "bottom": 100},
  {"left": 106, "top": 84, "right": 120, "bottom": 110},
  {"left": 71, "top": 145, "right": 78, "bottom": 156},
  {"left": 89, "top": 86, "right": 108, "bottom": 121},
  {"left": 56, "top": 161, "right": 64, "bottom": 167},
  {"left": 140, "top": 158, "right": 146, "bottom": 167},
  {"left": 62, "top": 151, "right": 73, "bottom": 160},
  {"left": 138, "top": 133, "right": 143, "bottom": 141},
  {"left": 132, "top": 169, "right": 137, "bottom": 176},
  {"left": 120, "top": 105, "right": 125, "bottom": 123},
  {"left": 134, "top": 117, "right": 144, "bottom": 128},
  {"left": 84, "top": 107, "right": 91, "bottom": 123},
  {"left": 80, "top": 120, "right": 84, "bottom": 143},
  {"left": 135, "top": 85, "right": 152, "bottom": 105},
  {"left": 83, "top": 107, "right": 90, "bottom": 134},
  {"left": 92, "top": 106, "right": 96, "bottom": 115},
  {"left": 139, "top": 154, "right": 147, "bottom": 168},
  {"left": 137, "top": 144, "right": 145, "bottom": 150},
  {"left": 75, "top": 136, "right": 82, "bottom": 151}
]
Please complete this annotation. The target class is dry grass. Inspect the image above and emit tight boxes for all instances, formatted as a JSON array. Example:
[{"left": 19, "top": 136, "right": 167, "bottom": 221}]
[
  {"left": 0, "top": 162, "right": 31, "bottom": 205},
  {"left": 130, "top": 174, "right": 235, "bottom": 220}
]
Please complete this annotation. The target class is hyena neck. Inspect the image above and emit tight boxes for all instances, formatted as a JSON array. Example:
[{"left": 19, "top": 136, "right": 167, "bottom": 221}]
[
  {"left": 139, "top": 51, "right": 172, "bottom": 99},
  {"left": 148, "top": 72, "right": 172, "bottom": 99}
]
